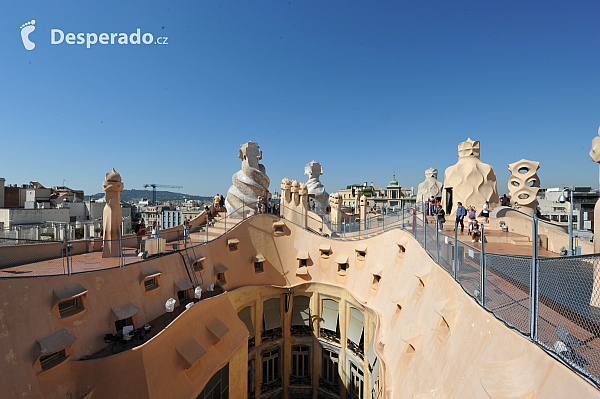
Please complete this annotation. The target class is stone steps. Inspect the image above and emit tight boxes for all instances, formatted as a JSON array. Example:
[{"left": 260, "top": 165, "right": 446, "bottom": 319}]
[{"left": 510, "top": 236, "right": 531, "bottom": 246}]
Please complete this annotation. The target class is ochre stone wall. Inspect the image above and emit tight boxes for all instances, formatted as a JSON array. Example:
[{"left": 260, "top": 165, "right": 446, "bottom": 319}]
[{"left": 0, "top": 214, "right": 598, "bottom": 398}]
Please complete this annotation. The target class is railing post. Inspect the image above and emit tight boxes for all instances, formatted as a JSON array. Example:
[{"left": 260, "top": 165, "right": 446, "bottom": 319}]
[
  {"left": 401, "top": 200, "right": 404, "bottom": 229},
  {"left": 423, "top": 213, "right": 427, "bottom": 248},
  {"left": 568, "top": 190, "right": 574, "bottom": 256},
  {"left": 119, "top": 225, "right": 123, "bottom": 268},
  {"left": 412, "top": 209, "right": 416, "bottom": 237},
  {"left": 63, "top": 224, "right": 70, "bottom": 275},
  {"left": 65, "top": 224, "right": 71, "bottom": 275},
  {"left": 530, "top": 215, "right": 539, "bottom": 341},
  {"left": 453, "top": 220, "right": 458, "bottom": 280},
  {"left": 436, "top": 217, "right": 440, "bottom": 264},
  {"left": 206, "top": 217, "right": 209, "bottom": 243},
  {"left": 480, "top": 225, "right": 486, "bottom": 307}
]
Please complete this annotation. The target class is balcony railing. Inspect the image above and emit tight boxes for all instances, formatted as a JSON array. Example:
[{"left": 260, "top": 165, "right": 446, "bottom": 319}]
[
  {"left": 291, "top": 325, "right": 312, "bottom": 336},
  {"left": 347, "top": 339, "right": 364, "bottom": 360},
  {"left": 319, "top": 377, "right": 340, "bottom": 395},
  {"left": 320, "top": 328, "right": 340, "bottom": 344},
  {"left": 289, "top": 375, "right": 311, "bottom": 386},
  {"left": 261, "top": 327, "right": 283, "bottom": 342},
  {"left": 261, "top": 378, "right": 282, "bottom": 393}
]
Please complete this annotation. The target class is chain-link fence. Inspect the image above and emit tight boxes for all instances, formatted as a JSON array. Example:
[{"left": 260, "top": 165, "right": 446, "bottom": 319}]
[
  {"left": 0, "top": 205, "right": 250, "bottom": 278},
  {"left": 484, "top": 253, "right": 532, "bottom": 334},
  {"left": 536, "top": 255, "right": 600, "bottom": 381},
  {"left": 406, "top": 213, "right": 600, "bottom": 387},
  {"left": 2, "top": 204, "right": 600, "bottom": 388}
]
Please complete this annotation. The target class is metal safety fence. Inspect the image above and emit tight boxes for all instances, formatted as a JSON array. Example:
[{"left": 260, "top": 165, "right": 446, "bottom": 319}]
[
  {"left": 403, "top": 212, "right": 600, "bottom": 389},
  {"left": 2, "top": 202, "right": 600, "bottom": 388},
  {"left": 280, "top": 207, "right": 600, "bottom": 388},
  {"left": 0, "top": 205, "right": 250, "bottom": 278}
]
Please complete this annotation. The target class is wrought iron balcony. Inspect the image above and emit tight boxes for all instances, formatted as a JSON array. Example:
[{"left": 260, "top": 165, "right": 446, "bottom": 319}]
[
  {"left": 291, "top": 325, "right": 312, "bottom": 336},
  {"left": 290, "top": 375, "right": 311, "bottom": 386},
  {"left": 261, "top": 378, "right": 282, "bottom": 393},
  {"left": 319, "top": 377, "right": 340, "bottom": 394},
  {"left": 261, "top": 327, "right": 282, "bottom": 342},
  {"left": 347, "top": 339, "right": 364, "bottom": 360},
  {"left": 319, "top": 328, "right": 340, "bottom": 344}
]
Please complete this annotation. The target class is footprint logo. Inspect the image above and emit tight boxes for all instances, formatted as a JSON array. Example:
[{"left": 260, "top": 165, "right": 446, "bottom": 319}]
[{"left": 20, "top": 20, "right": 36, "bottom": 50}]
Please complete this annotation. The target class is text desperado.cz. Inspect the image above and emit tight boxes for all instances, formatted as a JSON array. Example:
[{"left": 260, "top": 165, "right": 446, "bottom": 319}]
[{"left": 51, "top": 29, "right": 168, "bottom": 48}]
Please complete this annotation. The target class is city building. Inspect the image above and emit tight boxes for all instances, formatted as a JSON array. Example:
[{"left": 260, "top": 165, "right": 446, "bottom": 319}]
[
  {"left": 141, "top": 205, "right": 170, "bottom": 227},
  {"left": 538, "top": 187, "right": 600, "bottom": 231},
  {"left": 0, "top": 178, "right": 133, "bottom": 238},
  {"left": 338, "top": 178, "right": 414, "bottom": 210},
  {"left": 1, "top": 143, "right": 600, "bottom": 398},
  {"left": 162, "top": 210, "right": 183, "bottom": 229}
]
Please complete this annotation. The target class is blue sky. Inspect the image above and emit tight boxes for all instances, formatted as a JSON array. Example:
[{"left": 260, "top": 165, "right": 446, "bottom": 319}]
[{"left": 1, "top": 1, "right": 599, "bottom": 197}]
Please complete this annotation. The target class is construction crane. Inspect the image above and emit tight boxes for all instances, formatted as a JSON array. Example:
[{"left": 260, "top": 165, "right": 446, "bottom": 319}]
[{"left": 143, "top": 184, "right": 183, "bottom": 205}]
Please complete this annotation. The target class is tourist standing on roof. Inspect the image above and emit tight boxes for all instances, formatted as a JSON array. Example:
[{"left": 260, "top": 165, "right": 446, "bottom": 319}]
[
  {"left": 136, "top": 222, "right": 146, "bottom": 254},
  {"left": 429, "top": 196, "right": 436, "bottom": 216},
  {"left": 455, "top": 202, "right": 467, "bottom": 233},
  {"left": 467, "top": 206, "right": 476, "bottom": 230},
  {"left": 482, "top": 201, "right": 490, "bottom": 223},
  {"left": 257, "top": 196, "right": 263, "bottom": 213},
  {"left": 436, "top": 204, "right": 445, "bottom": 232}
]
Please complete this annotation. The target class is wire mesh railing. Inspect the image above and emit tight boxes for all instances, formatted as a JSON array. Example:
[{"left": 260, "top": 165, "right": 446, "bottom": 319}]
[
  {"left": 284, "top": 205, "right": 600, "bottom": 388},
  {"left": 3, "top": 202, "right": 600, "bottom": 388},
  {"left": 405, "top": 212, "right": 600, "bottom": 388},
  {"left": 0, "top": 205, "right": 251, "bottom": 278}
]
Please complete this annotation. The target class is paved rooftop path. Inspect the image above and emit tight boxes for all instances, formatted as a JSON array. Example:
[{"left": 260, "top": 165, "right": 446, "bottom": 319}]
[{"left": 438, "top": 223, "right": 559, "bottom": 257}]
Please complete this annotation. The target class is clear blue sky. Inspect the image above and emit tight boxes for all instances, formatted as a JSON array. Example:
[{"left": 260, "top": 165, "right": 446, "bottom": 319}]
[{"left": 1, "top": 1, "right": 599, "bottom": 197}]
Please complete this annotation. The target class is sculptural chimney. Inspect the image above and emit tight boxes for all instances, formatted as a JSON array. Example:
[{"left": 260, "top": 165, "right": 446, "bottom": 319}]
[
  {"left": 442, "top": 138, "right": 499, "bottom": 215},
  {"left": 304, "top": 161, "right": 329, "bottom": 212},
  {"left": 507, "top": 159, "right": 540, "bottom": 215},
  {"left": 225, "top": 141, "right": 270, "bottom": 215},
  {"left": 102, "top": 168, "right": 124, "bottom": 258}
]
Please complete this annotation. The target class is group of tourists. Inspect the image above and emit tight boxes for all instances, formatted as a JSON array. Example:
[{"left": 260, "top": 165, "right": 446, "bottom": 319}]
[
  {"left": 257, "top": 196, "right": 276, "bottom": 214},
  {"left": 453, "top": 202, "right": 489, "bottom": 243},
  {"left": 215, "top": 194, "right": 225, "bottom": 210},
  {"left": 428, "top": 199, "right": 492, "bottom": 244},
  {"left": 134, "top": 217, "right": 159, "bottom": 254}
]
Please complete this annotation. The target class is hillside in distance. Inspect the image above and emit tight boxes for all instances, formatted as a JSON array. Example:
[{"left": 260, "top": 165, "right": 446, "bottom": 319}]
[{"left": 90, "top": 189, "right": 213, "bottom": 203}]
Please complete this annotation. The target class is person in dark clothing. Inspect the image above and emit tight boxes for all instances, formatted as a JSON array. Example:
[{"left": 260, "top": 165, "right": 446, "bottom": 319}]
[
  {"left": 455, "top": 202, "right": 467, "bottom": 233},
  {"left": 436, "top": 204, "right": 445, "bottom": 231},
  {"left": 470, "top": 219, "right": 482, "bottom": 243}
]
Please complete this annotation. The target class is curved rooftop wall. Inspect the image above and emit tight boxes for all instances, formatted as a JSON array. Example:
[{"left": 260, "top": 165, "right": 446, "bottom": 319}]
[{"left": 0, "top": 214, "right": 598, "bottom": 398}]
